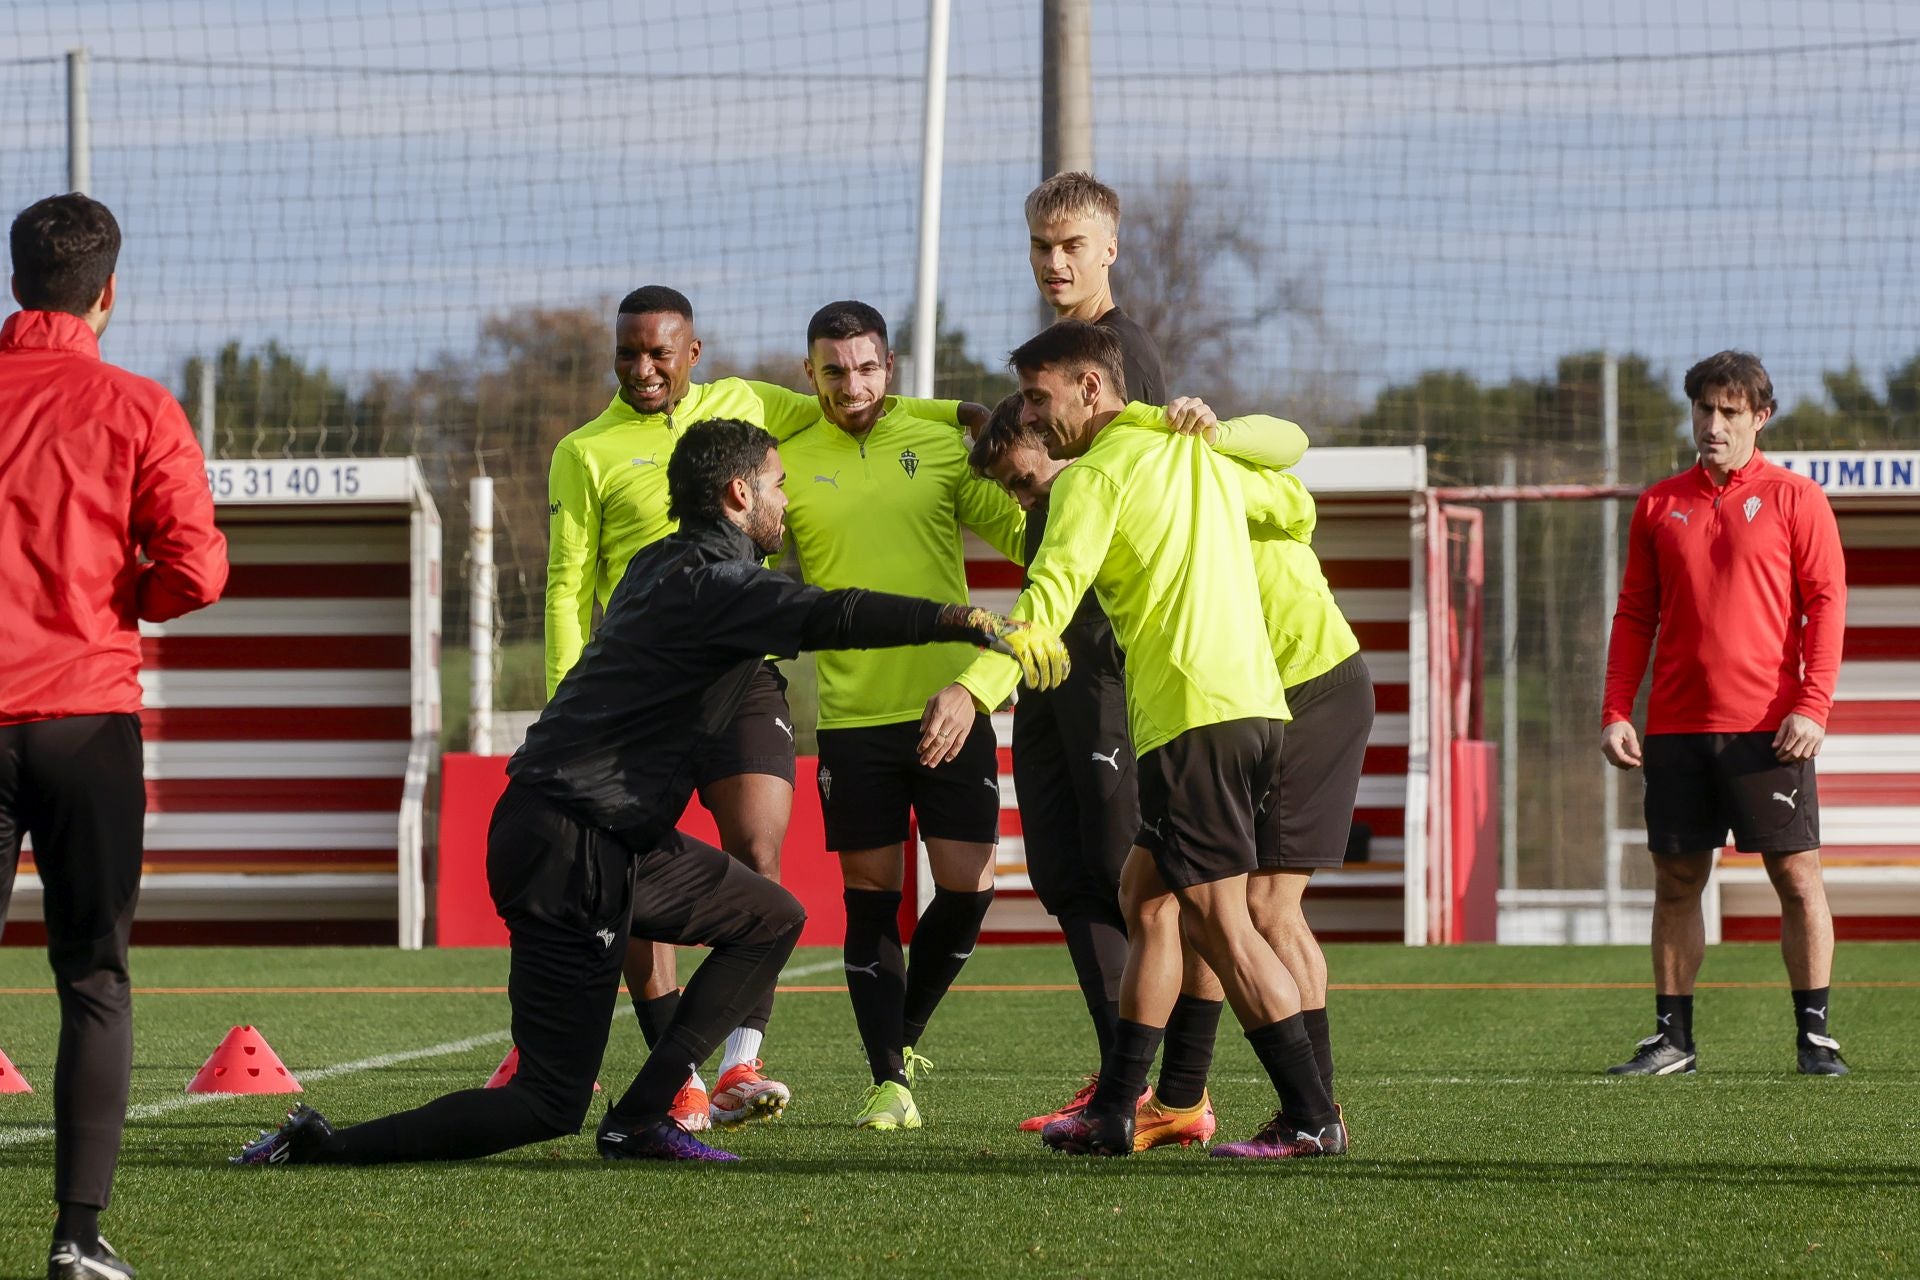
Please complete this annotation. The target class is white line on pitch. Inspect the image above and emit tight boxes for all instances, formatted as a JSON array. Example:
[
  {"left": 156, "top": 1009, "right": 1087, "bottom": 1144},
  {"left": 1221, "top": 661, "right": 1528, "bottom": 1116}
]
[
  {"left": 0, "top": 1028, "right": 514, "bottom": 1149},
  {"left": 3, "top": 959, "right": 837, "bottom": 1148},
  {"left": 779, "top": 957, "right": 849, "bottom": 979}
]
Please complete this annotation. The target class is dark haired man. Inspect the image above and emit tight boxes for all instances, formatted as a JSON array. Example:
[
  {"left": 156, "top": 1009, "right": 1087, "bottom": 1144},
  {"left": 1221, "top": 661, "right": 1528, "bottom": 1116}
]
[
  {"left": 1602, "top": 350, "right": 1849, "bottom": 1077},
  {"left": 237, "top": 420, "right": 1066, "bottom": 1168},
  {"left": 968, "top": 393, "right": 1338, "bottom": 1150},
  {"left": 545, "top": 286, "right": 979, "bottom": 1129},
  {"left": 774, "top": 300, "right": 1033, "bottom": 1131},
  {"left": 3, "top": 192, "right": 229, "bottom": 1280},
  {"left": 952, "top": 320, "right": 1346, "bottom": 1160}
]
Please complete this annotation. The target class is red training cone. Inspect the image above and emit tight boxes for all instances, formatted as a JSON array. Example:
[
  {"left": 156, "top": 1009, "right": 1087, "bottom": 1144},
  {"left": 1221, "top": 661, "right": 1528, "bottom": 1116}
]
[
  {"left": 484, "top": 1045, "right": 521, "bottom": 1088},
  {"left": 484, "top": 1045, "right": 597, "bottom": 1092},
  {"left": 0, "top": 1047, "right": 32, "bottom": 1094},
  {"left": 186, "top": 1025, "right": 301, "bottom": 1094}
]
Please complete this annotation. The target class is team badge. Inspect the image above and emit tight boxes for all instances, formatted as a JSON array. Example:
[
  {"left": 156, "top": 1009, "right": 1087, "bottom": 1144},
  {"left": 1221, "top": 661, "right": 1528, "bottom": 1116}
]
[
  {"left": 818, "top": 766, "right": 832, "bottom": 801},
  {"left": 898, "top": 449, "right": 919, "bottom": 478},
  {"left": 1743, "top": 495, "right": 1762, "bottom": 522}
]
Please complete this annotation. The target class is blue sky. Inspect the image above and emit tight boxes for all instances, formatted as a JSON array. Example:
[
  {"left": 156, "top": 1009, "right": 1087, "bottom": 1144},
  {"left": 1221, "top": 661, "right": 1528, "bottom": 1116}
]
[{"left": 5, "top": 0, "right": 1919, "bottom": 411}]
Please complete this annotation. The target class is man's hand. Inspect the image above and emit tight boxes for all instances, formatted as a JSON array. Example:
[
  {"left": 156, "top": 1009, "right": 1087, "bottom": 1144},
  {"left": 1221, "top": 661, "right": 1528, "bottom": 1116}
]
[
  {"left": 1165, "top": 396, "right": 1219, "bottom": 440},
  {"left": 957, "top": 401, "right": 990, "bottom": 442},
  {"left": 1773, "top": 712, "right": 1826, "bottom": 763},
  {"left": 918, "top": 683, "right": 984, "bottom": 766},
  {"left": 1600, "top": 720, "right": 1642, "bottom": 770}
]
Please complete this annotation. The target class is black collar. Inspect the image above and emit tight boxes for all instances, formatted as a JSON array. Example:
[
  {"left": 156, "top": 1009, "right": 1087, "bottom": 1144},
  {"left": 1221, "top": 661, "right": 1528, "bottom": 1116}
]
[{"left": 674, "top": 516, "right": 761, "bottom": 562}]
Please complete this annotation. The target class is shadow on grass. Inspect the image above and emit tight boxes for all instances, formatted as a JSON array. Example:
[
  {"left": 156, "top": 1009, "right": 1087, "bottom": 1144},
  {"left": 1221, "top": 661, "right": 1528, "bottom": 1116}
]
[{"left": 9, "top": 1149, "right": 1915, "bottom": 1191}]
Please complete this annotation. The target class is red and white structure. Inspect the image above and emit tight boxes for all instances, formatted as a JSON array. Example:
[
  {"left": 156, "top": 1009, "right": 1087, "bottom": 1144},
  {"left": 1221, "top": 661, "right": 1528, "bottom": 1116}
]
[
  {"left": 962, "top": 446, "right": 1434, "bottom": 945},
  {"left": 1710, "top": 450, "right": 1920, "bottom": 941},
  {"left": 13, "top": 458, "right": 441, "bottom": 948}
]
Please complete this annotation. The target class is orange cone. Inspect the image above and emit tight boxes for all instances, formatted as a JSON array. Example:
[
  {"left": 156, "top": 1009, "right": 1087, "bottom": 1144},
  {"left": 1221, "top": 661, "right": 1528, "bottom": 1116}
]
[
  {"left": 186, "top": 1025, "right": 301, "bottom": 1094},
  {"left": 484, "top": 1045, "right": 597, "bottom": 1091},
  {"left": 0, "top": 1047, "right": 32, "bottom": 1094}
]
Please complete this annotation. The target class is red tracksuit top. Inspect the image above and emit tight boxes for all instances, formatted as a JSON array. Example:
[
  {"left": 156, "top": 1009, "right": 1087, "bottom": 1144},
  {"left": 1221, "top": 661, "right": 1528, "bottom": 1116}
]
[
  {"left": 1602, "top": 452, "right": 1846, "bottom": 735},
  {"left": 0, "top": 310, "right": 228, "bottom": 725}
]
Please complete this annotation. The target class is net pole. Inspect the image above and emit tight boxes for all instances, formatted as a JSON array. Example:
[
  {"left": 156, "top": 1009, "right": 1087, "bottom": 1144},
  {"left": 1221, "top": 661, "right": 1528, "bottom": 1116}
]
[
  {"left": 909, "top": 0, "right": 951, "bottom": 401},
  {"left": 66, "top": 47, "right": 90, "bottom": 194},
  {"left": 198, "top": 358, "right": 216, "bottom": 457},
  {"left": 1601, "top": 354, "right": 1624, "bottom": 943},
  {"left": 468, "top": 476, "right": 495, "bottom": 755},
  {"left": 1500, "top": 452, "right": 1519, "bottom": 895},
  {"left": 1039, "top": 0, "right": 1092, "bottom": 328}
]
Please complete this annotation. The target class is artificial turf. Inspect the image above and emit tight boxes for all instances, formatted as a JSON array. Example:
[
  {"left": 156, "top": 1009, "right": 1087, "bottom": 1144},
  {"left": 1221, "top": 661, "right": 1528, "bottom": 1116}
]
[{"left": 3, "top": 943, "right": 1916, "bottom": 1278}]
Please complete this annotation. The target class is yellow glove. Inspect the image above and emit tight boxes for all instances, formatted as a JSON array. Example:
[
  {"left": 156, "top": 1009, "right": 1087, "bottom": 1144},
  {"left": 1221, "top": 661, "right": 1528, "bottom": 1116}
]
[{"left": 963, "top": 609, "right": 1071, "bottom": 691}]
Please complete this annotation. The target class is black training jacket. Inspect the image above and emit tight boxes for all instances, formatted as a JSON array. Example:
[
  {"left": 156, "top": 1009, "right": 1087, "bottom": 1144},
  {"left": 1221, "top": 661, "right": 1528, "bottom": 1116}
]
[{"left": 508, "top": 516, "right": 974, "bottom": 851}]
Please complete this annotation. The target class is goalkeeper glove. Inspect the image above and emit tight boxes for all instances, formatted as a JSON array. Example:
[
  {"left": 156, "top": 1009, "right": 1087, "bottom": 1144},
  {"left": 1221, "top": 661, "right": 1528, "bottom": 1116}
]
[{"left": 965, "top": 608, "right": 1070, "bottom": 691}]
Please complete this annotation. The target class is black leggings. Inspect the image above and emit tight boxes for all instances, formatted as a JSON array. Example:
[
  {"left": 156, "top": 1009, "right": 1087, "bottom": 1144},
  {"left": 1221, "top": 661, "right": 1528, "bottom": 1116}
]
[
  {"left": 0, "top": 714, "right": 146, "bottom": 1210},
  {"left": 318, "top": 786, "right": 804, "bottom": 1163}
]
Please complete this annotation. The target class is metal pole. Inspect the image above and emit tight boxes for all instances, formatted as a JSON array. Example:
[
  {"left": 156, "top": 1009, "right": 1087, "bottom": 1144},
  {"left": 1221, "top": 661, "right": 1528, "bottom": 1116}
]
[
  {"left": 1600, "top": 354, "right": 1622, "bottom": 941},
  {"left": 67, "top": 48, "right": 90, "bottom": 194},
  {"left": 909, "top": 0, "right": 951, "bottom": 401},
  {"left": 1039, "top": 0, "right": 1093, "bottom": 329},
  {"left": 1500, "top": 452, "right": 1519, "bottom": 895},
  {"left": 1040, "top": 0, "right": 1094, "bottom": 178},
  {"left": 198, "top": 358, "right": 216, "bottom": 457},
  {"left": 468, "top": 477, "right": 495, "bottom": 755}
]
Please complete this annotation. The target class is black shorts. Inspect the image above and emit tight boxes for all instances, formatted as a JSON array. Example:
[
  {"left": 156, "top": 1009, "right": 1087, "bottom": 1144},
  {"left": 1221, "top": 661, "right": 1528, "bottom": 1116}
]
[
  {"left": 1135, "top": 717, "right": 1284, "bottom": 890},
  {"left": 1012, "top": 664, "right": 1138, "bottom": 917},
  {"left": 691, "top": 661, "right": 796, "bottom": 789},
  {"left": 1257, "top": 654, "right": 1375, "bottom": 871},
  {"left": 814, "top": 714, "right": 1001, "bottom": 851},
  {"left": 1642, "top": 731, "right": 1821, "bottom": 856}
]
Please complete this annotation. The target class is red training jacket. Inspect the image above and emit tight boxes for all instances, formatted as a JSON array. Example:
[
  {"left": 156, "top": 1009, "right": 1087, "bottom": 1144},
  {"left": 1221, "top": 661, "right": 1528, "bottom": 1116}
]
[
  {"left": 0, "top": 310, "right": 228, "bottom": 724},
  {"left": 1602, "top": 452, "right": 1846, "bottom": 734}
]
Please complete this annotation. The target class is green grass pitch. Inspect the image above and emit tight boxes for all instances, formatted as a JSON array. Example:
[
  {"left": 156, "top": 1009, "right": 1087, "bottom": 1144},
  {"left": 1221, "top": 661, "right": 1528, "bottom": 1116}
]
[{"left": 3, "top": 943, "right": 1917, "bottom": 1277}]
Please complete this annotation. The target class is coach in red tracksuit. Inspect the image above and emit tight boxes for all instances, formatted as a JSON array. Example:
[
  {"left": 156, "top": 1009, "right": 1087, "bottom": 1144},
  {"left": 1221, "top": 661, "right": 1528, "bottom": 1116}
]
[
  {"left": 1, "top": 193, "right": 227, "bottom": 1280},
  {"left": 1600, "top": 350, "right": 1848, "bottom": 1080}
]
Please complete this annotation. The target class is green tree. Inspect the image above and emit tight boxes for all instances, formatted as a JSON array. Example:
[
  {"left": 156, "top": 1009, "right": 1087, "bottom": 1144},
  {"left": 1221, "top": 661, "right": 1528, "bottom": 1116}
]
[
  {"left": 181, "top": 341, "right": 356, "bottom": 458},
  {"left": 894, "top": 304, "right": 1016, "bottom": 408},
  {"left": 1767, "top": 358, "right": 1920, "bottom": 450},
  {"left": 1334, "top": 352, "right": 1683, "bottom": 486}
]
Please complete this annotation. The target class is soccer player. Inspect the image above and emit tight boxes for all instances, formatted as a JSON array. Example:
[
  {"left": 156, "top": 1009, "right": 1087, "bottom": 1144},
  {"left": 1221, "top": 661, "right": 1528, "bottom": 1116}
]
[
  {"left": 774, "top": 300, "right": 1036, "bottom": 1131},
  {"left": 1110, "top": 478, "right": 1377, "bottom": 1150},
  {"left": 967, "top": 394, "right": 1323, "bottom": 1148},
  {"left": 950, "top": 321, "right": 1346, "bottom": 1160},
  {"left": 545, "top": 286, "right": 978, "bottom": 1128},
  {"left": 1026, "top": 171, "right": 1166, "bottom": 404},
  {"left": 235, "top": 420, "right": 1067, "bottom": 1169},
  {"left": 2, "top": 193, "right": 229, "bottom": 1280},
  {"left": 1242, "top": 521, "right": 1375, "bottom": 1115},
  {"left": 1601, "top": 350, "right": 1849, "bottom": 1077}
]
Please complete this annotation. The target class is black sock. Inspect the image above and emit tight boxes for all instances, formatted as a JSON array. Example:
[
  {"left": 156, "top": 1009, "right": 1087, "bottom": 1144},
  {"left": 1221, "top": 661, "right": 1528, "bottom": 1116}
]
[
  {"left": 1656, "top": 993, "right": 1694, "bottom": 1051},
  {"left": 902, "top": 886, "right": 994, "bottom": 1048},
  {"left": 843, "top": 888, "right": 908, "bottom": 1085},
  {"left": 1090, "top": 1018, "right": 1164, "bottom": 1114},
  {"left": 54, "top": 1203, "right": 99, "bottom": 1248},
  {"left": 1058, "top": 912, "right": 1128, "bottom": 1066},
  {"left": 1301, "top": 1005, "right": 1335, "bottom": 1095},
  {"left": 1154, "top": 994, "right": 1223, "bottom": 1109},
  {"left": 1792, "top": 987, "right": 1831, "bottom": 1040},
  {"left": 634, "top": 990, "right": 681, "bottom": 1050},
  {"left": 1246, "top": 1014, "right": 1337, "bottom": 1129}
]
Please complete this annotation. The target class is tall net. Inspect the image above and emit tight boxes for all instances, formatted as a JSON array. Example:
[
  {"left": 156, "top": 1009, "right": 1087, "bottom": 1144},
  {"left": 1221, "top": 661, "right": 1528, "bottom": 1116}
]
[{"left": 6, "top": 1, "right": 1918, "bottom": 892}]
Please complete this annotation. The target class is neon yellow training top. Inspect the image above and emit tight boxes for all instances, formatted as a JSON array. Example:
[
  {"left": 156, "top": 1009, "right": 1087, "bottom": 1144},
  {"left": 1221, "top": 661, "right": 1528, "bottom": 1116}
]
[
  {"left": 777, "top": 399, "right": 1027, "bottom": 729},
  {"left": 1230, "top": 462, "right": 1364, "bottom": 689},
  {"left": 954, "top": 403, "right": 1300, "bottom": 756},
  {"left": 544, "top": 379, "right": 961, "bottom": 696}
]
